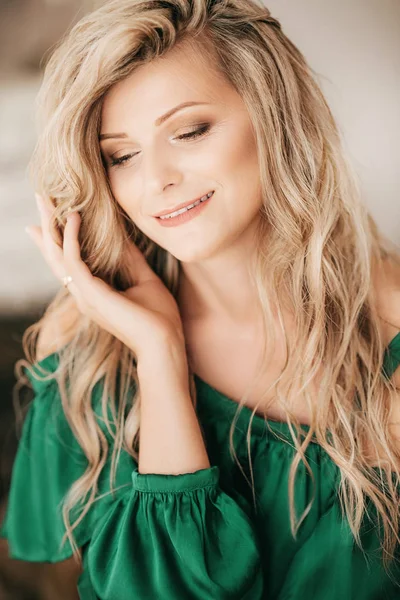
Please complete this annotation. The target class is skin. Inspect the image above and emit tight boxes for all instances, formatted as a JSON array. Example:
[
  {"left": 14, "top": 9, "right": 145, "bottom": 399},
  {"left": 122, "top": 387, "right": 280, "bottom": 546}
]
[
  {"left": 99, "top": 40, "right": 266, "bottom": 330},
  {"left": 27, "top": 37, "right": 400, "bottom": 423},
  {"left": 22, "top": 36, "right": 400, "bottom": 598},
  {"left": 98, "top": 38, "right": 400, "bottom": 430}
]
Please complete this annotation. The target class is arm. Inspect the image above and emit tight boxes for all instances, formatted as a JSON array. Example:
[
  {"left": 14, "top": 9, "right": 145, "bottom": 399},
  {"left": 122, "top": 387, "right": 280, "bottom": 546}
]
[
  {"left": 85, "top": 336, "right": 265, "bottom": 599},
  {"left": 137, "top": 335, "right": 210, "bottom": 475}
]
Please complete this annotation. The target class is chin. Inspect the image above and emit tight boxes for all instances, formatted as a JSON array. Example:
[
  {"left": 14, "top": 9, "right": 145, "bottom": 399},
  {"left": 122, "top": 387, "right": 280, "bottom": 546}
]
[
  {"left": 168, "top": 239, "right": 224, "bottom": 264},
  {"left": 167, "top": 247, "right": 211, "bottom": 263}
]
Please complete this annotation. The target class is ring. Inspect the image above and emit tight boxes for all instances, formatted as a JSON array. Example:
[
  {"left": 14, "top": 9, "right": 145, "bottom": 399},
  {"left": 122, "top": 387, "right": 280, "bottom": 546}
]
[{"left": 62, "top": 275, "right": 73, "bottom": 288}]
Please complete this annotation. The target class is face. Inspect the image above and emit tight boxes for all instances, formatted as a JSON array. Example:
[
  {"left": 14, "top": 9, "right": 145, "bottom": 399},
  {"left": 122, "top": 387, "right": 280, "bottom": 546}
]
[{"left": 99, "top": 41, "right": 263, "bottom": 263}]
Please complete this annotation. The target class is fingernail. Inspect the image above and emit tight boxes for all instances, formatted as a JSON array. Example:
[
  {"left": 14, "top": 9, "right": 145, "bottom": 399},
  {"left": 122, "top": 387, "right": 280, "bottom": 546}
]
[{"left": 25, "top": 226, "right": 32, "bottom": 237}]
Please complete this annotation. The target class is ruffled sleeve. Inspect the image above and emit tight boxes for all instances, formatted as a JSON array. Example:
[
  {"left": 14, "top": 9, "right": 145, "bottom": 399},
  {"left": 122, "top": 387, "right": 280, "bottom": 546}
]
[
  {"left": 1, "top": 353, "right": 265, "bottom": 598},
  {"left": 0, "top": 352, "right": 132, "bottom": 563},
  {"left": 85, "top": 465, "right": 264, "bottom": 599}
]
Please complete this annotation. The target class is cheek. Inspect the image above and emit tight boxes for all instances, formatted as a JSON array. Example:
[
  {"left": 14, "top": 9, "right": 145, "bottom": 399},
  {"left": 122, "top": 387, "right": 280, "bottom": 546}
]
[
  {"left": 108, "top": 173, "right": 137, "bottom": 214},
  {"left": 227, "top": 133, "right": 261, "bottom": 212},
  {"left": 220, "top": 123, "right": 259, "bottom": 175},
  {"left": 108, "top": 170, "right": 127, "bottom": 195}
]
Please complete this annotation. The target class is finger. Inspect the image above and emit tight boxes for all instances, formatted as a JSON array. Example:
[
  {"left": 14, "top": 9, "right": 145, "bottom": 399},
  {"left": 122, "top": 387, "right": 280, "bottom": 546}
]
[
  {"left": 35, "top": 197, "right": 65, "bottom": 280},
  {"left": 62, "top": 213, "right": 120, "bottom": 315},
  {"left": 35, "top": 194, "right": 64, "bottom": 274},
  {"left": 36, "top": 193, "right": 63, "bottom": 248},
  {"left": 26, "top": 223, "right": 66, "bottom": 282},
  {"left": 62, "top": 211, "right": 96, "bottom": 294}
]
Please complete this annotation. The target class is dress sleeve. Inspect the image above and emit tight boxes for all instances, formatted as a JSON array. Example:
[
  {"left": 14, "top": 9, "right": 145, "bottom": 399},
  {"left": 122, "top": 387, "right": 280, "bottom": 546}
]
[
  {"left": 1, "top": 353, "right": 265, "bottom": 598},
  {"left": 0, "top": 352, "right": 127, "bottom": 562},
  {"left": 85, "top": 464, "right": 264, "bottom": 599}
]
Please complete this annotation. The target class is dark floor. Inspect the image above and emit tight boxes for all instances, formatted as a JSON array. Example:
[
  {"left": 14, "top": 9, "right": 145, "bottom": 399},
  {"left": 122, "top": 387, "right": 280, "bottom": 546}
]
[{"left": 0, "top": 311, "right": 76, "bottom": 599}]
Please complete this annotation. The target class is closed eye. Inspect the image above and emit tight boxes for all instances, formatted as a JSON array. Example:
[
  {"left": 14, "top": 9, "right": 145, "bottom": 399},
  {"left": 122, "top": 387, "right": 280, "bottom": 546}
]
[
  {"left": 108, "top": 123, "right": 211, "bottom": 169},
  {"left": 176, "top": 123, "right": 210, "bottom": 141}
]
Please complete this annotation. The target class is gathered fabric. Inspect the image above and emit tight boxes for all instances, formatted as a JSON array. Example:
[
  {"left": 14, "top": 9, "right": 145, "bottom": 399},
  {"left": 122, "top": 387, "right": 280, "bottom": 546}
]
[{"left": 2, "top": 332, "right": 400, "bottom": 599}]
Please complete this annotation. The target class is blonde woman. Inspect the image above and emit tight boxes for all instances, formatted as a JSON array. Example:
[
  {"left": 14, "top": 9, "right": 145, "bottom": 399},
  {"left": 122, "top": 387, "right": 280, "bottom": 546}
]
[{"left": 2, "top": 0, "right": 400, "bottom": 597}]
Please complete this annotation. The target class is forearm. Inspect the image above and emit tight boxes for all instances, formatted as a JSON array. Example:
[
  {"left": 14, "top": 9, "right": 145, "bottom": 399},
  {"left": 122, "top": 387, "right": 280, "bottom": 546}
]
[{"left": 136, "top": 339, "right": 211, "bottom": 475}]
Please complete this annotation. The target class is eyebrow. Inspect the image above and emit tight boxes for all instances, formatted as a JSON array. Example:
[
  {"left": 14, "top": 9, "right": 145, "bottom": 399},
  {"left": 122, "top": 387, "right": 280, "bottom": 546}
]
[{"left": 99, "top": 101, "right": 210, "bottom": 141}]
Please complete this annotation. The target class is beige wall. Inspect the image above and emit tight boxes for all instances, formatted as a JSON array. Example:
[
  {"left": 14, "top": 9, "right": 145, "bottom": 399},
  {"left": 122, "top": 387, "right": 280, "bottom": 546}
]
[{"left": 267, "top": 0, "right": 400, "bottom": 244}]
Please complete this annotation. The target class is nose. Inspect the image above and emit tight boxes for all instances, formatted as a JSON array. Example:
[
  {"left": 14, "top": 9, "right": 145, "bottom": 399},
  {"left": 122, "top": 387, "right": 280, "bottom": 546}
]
[{"left": 143, "top": 143, "right": 183, "bottom": 197}]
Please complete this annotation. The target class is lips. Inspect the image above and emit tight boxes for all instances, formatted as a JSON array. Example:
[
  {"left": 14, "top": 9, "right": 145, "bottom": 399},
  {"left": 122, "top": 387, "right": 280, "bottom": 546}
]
[{"left": 153, "top": 191, "right": 214, "bottom": 218}]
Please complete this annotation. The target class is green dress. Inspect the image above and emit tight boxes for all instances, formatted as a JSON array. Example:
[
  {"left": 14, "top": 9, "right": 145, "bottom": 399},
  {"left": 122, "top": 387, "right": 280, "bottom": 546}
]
[{"left": 2, "top": 332, "right": 400, "bottom": 599}]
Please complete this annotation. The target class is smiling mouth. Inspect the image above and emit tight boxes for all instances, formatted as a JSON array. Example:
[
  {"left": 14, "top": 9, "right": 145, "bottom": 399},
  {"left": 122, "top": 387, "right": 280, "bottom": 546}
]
[{"left": 156, "top": 191, "right": 215, "bottom": 219}]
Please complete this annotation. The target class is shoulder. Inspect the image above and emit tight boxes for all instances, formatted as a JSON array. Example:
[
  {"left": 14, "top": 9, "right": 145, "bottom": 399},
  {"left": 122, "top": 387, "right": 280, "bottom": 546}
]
[
  {"left": 372, "top": 255, "right": 400, "bottom": 384},
  {"left": 356, "top": 256, "right": 400, "bottom": 465},
  {"left": 372, "top": 255, "right": 400, "bottom": 452}
]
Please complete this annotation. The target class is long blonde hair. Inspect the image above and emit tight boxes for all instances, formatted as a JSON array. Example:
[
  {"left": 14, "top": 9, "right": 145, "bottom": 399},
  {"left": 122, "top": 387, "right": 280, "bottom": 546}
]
[{"left": 16, "top": 0, "right": 400, "bottom": 577}]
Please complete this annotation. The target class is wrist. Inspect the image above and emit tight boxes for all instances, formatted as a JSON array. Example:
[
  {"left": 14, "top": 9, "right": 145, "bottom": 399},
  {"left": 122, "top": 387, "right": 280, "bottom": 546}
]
[{"left": 137, "top": 336, "right": 189, "bottom": 381}]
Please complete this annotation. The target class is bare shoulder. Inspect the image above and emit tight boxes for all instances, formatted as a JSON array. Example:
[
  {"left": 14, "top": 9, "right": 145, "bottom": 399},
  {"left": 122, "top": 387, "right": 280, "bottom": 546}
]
[
  {"left": 368, "top": 255, "right": 400, "bottom": 461},
  {"left": 372, "top": 256, "right": 400, "bottom": 405},
  {"left": 36, "top": 299, "right": 81, "bottom": 362},
  {"left": 372, "top": 255, "right": 400, "bottom": 351}
]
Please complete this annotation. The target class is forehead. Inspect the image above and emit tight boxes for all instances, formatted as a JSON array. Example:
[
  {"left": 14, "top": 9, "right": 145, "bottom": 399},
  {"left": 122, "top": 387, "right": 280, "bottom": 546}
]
[{"left": 100, "top": 41, "right": 232, "bottom": 126}]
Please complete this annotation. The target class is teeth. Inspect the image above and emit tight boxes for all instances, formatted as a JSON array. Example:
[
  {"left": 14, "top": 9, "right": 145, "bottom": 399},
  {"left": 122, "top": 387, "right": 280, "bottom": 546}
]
[{"left": 159, "top": 191, "right": 214, "bottom": 219}]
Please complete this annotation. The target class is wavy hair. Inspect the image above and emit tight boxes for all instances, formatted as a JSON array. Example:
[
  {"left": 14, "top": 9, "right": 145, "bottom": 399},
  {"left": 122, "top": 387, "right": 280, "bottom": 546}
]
[{"left": 14, "top": 0, "right": 400, "bottom": 578}]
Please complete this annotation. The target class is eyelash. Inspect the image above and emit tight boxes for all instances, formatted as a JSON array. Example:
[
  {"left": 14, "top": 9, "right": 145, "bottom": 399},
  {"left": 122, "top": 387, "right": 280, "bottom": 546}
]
[{"left": 109, "top": 123, "right": 211, "bottom": 169}]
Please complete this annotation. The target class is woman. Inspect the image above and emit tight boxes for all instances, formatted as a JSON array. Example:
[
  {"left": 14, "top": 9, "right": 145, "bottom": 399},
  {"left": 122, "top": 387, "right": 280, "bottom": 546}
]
[{"left": 2, "top": 0, "right": 400, "bottom": 597}]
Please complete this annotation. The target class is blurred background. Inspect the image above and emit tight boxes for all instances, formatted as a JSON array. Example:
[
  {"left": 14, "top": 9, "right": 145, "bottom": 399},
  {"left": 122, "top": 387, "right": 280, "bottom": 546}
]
[{"left": 0, "top": 0, "right": 399, "bottom": 597}]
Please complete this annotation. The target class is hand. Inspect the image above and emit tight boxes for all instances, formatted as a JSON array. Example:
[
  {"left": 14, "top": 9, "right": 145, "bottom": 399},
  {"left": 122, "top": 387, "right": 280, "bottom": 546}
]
[{"left": 25, "top": 193, "right": 186, "bottom": 360}]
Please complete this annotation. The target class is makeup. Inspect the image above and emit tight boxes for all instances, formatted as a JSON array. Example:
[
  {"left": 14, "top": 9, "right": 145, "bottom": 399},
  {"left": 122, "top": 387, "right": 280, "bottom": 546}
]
[{"left": 154, "top": 191, "right": 214, "bottom": 227}]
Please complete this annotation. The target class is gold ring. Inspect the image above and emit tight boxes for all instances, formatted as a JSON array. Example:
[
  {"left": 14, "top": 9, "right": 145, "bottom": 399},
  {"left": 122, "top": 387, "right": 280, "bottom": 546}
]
[{"left": 62, "top": 275, "right": 73, "bottom": 288}]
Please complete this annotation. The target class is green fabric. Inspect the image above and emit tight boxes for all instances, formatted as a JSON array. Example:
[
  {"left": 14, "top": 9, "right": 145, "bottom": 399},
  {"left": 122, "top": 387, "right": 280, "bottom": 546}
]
[{"left": 1, "top": 332, "right": 400, "bottom": 599}]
